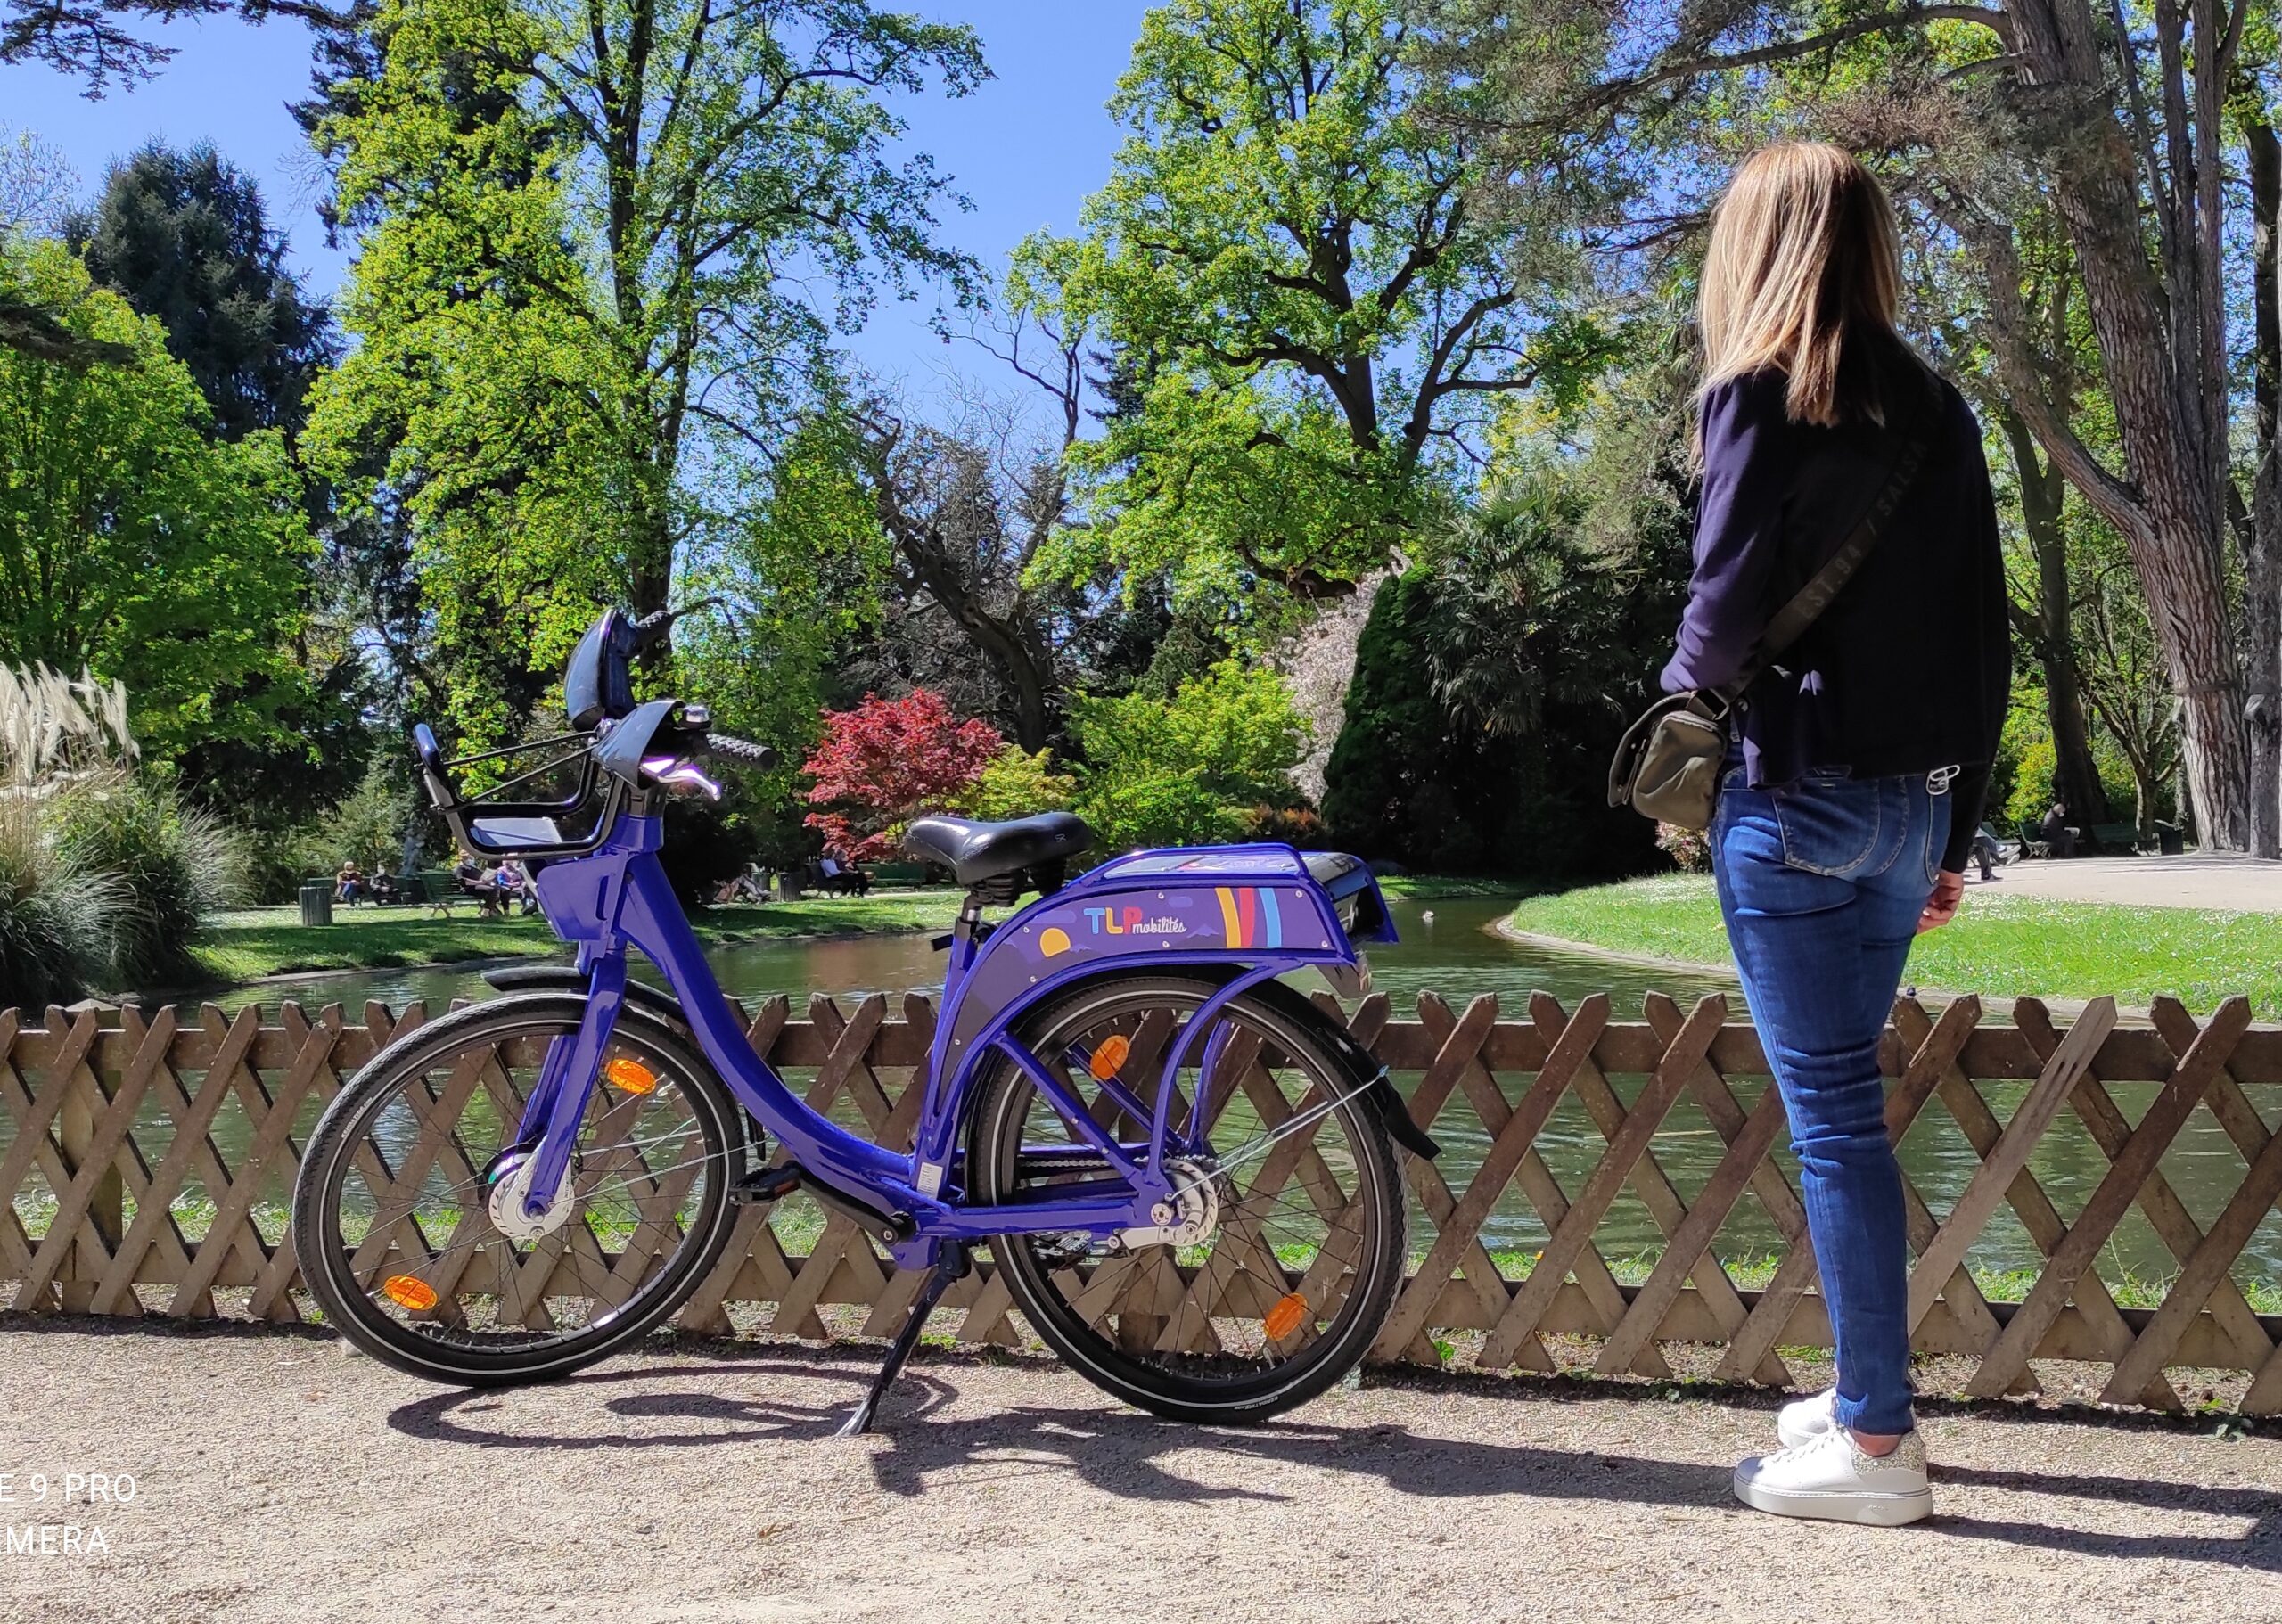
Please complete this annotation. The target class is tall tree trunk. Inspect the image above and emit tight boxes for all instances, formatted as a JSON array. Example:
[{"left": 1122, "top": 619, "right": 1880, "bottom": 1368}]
[
  {"left": 1279, "top": 573, "right": 1385, "bottom": 806},
  {"left": 2247, "top": 118, "right": 2282, "bottom": 859},
  {"left": 2000, "top": 411, "right": 2110, "bottom": 824},
  {"left": 2007, "top": 0, "right": 2250, "bottom": 848}
]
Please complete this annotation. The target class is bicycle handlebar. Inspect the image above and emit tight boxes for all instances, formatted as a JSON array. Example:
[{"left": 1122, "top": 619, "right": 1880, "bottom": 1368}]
[{"left": 702, "top": 732, "right": 778, "bottom": 770}]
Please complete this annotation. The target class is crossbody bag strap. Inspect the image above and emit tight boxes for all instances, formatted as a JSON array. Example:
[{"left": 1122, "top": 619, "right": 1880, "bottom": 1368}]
[{"left": 1713, "top": 405, "right": 1935, "bottom": 710}]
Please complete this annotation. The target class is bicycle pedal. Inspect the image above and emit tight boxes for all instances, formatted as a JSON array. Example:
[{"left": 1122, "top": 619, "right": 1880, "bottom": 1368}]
[{"left": 732, "top": 1163, "right": 803, "bottom": 1205}]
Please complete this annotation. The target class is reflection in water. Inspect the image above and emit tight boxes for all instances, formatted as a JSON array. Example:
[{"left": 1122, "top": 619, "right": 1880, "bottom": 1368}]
[{"left": 131, "top": 892, "right": 2282, "bottom": 1288}]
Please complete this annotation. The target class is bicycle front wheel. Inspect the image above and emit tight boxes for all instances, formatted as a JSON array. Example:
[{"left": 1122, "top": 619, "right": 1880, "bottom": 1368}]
[
  {"left": 969, "top": 974, "right": 1407, "bottom": 1424},
  {"left": 291, "top": 993, "right": 745, "bottom": 1386}
]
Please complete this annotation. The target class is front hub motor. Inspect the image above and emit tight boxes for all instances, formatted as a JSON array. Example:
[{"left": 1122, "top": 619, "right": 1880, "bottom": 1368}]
[{"left": 486, "top": 1148, "right": 576, "bottom": 1243}]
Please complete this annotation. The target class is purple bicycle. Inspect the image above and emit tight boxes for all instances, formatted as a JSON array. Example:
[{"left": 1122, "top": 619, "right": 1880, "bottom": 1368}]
[{"left": 292, "top": 609, "right": 1436, "bottom": 1431}]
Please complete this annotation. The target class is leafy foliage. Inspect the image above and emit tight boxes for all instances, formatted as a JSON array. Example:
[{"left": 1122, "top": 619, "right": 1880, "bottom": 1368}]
[
  {"left": 953, "top": 745, "right": 1078, "bottom": 823},
  {"left": 0, "top": 239, "right": 317, "bottom": 766},
  {"left": 66, "top": 141, "right": 339, "bottom": 443},
  {"left": 0, "top": 798, "right": 114, "bottom": 1007},
  {"left": 303, "top": 0, "right": 985, "bottom": 748},
  {"left": 802, "top": 689, "right": 1003, "bottom": 861},
  {"left": 1018, "top": 0, "right": 1596, "bottom": 616},
  {"left": 1069, "top": 661, "right": 1307, "bottom": 849},
  {"left": 1323, "top": 461, "right": 1688, "bottom": 877}
]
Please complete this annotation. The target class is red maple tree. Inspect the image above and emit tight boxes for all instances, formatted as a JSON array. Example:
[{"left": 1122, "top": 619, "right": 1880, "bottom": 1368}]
[{"left": 801, "top": 690, "right": 1003, "bottom": 861}]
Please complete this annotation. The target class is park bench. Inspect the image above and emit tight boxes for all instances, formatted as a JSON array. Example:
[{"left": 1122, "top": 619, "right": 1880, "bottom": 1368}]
[
  {"left": 411, "top": 870, "right": 461, "bottom": 917},
  {"left": 2089, "top": 821, "right": 2143, "bottom": 855},
  {"left": 2015, "top": 818, "right": 2054, "bottom": 859}
]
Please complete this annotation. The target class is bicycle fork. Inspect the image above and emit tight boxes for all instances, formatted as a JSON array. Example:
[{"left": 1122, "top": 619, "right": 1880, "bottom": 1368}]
[{"left": 508, "top": 956, "right": 628, "bottom": 1219}]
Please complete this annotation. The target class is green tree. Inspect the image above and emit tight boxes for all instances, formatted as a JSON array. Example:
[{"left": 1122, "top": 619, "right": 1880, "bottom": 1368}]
[
  {"left": 305, "top": 0, "right": 984, "bottom": 744},
  {"left": 1, "top": 0, "right": 351, "bottom": 93},
  {"left": 66, "top": 141, "right": 339, "bottom": 443},
  {"left": 1069, "top": 661, "right": 1308, "bottom": 849},
  {"left": 1018, "top": 0, "right": 1600, "bottom": 613},
  {"left": 64, "top": 141, "right": 373, "bottom": 825},
  {"left": 1323, "top": 460, "right": 1688, "bottom": 877},
  {"left": 1420, "top": 0, "right": 2263, "bottom": 847},
  {"left": 0, "top": 240, "right": 316, "bottom": 761}
]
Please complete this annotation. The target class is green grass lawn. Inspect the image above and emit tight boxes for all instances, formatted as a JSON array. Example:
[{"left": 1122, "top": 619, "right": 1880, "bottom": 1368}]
[
  {"left": 1508, "top": 874, "right": 2282, "bottom": 1017},
  {"left": 194, "top": 890, "right": 960, "bottom": 985}
]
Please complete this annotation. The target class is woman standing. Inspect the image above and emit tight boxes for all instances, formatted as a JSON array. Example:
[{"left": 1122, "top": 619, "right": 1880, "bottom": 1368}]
[{"left": 1662, "top": 144, "right": 2009, "bottom": 1525}]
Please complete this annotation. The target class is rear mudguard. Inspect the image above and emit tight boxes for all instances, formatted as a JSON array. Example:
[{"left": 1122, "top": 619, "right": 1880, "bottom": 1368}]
[{"left": 969, "top": 961, "right": 1439, "bottom": 1164}]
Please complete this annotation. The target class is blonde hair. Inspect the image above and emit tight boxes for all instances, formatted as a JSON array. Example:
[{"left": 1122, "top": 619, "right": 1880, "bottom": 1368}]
[{"left": 1697, "top": 143, "right": 1903, "bottom": 432}]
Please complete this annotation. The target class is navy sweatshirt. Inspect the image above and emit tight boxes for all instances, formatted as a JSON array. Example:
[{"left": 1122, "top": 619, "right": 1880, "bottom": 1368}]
[{"left": 1660, "top": 346, "right": 2011, "bottom": 874}]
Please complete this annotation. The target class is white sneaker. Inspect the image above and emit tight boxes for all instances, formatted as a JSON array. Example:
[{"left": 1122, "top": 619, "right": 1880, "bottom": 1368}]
[
  {"left": 1776, "top": 1386, "right": 1837, "bottom": 1448},
  {"left": 1733, "top": 1429, "right": 1933, "bottom": 1526}
]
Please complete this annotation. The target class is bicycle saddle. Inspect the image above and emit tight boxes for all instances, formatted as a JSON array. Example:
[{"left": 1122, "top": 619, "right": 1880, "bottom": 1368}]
[{"left": 901, "top": 811, "right": 1093, "bottom": 888}]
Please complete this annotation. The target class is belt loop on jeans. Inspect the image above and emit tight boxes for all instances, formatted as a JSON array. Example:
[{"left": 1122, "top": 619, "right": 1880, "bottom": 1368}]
[{"left": 1926, "top": 765, "right": 1959, "bottom": 796}]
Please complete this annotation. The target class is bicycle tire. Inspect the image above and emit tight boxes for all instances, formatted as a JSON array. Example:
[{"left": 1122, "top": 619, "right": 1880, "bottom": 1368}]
[
  {"left": 291, "top": 993, "right": 746, "bottom": 1386},
  {"left": 968, "top": 973, "right": 1406, "bottom": 1424}
]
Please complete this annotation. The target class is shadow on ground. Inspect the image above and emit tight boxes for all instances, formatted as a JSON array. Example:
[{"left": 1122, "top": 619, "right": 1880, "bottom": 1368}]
[{"left": 382, "top": 1350, "right": 2282, "bottom": 1574}]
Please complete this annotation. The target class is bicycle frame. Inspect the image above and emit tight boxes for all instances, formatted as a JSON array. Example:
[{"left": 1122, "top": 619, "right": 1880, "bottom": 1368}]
[{"left": 508, "top": 816, "right": 1392, "bottom": 1270}]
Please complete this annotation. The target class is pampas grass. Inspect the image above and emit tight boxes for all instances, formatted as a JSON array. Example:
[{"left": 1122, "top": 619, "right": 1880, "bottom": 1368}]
[
  {"left": 0, "top": 664, "right": 134, "bottom": 789},
  {"left": 50, "top": 771, "right": 246, "bottom": 989},
  {"left": 0, "top": 797, "right": 118, "bottom": 1006}
]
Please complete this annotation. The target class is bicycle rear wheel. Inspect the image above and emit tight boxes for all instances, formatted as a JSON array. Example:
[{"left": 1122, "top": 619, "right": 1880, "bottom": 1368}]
[
  {"left": 968, "top": 974, "right": 1406, "bottom": 1423},
  {"left": 291, "top": 993, "right": 745, "bottom": 1386}
]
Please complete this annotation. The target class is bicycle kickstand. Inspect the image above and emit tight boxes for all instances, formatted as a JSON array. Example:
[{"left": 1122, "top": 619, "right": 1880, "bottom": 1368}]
[{"left": 837, "top": 1245, "right": 971, "bottom": 1438}]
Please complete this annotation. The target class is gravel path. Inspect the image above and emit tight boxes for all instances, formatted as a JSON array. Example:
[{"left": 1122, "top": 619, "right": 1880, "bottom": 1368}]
[
  {"left": 1990, "top": 852, "right": 2282, "bottom": 912},
  {"left": 1, "top": 1321, "right": 2277, "bottom": 1624}
]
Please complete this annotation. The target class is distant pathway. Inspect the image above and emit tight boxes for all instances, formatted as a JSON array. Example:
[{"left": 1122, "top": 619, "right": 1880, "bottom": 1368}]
[
  {"left": 2, "top": 1323, "right": 2276, "bottom": 1622},
  {"left": 1988, "top": 853, "right": 2282, "bottom": 913}
]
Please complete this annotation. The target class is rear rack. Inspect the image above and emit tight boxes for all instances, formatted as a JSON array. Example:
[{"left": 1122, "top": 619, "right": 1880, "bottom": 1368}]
[{"left": 412, "top": 723, "right": 631, "bottom": 858}]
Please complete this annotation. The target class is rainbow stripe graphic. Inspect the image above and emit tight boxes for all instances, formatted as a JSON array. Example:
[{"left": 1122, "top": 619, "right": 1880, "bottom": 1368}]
[{"left": 1213, "top": 885, "right": 1282, "bottom": 948}]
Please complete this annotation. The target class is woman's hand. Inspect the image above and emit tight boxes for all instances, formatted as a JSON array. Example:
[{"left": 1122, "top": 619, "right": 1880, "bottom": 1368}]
[{"left": 1917, "top": 870, "right": 1965, "bottom": 933}]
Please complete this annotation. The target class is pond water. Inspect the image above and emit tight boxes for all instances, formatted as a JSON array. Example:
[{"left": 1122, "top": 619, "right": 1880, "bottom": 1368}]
[
  {"left": 201, "top": 894, "right": 2282, "bottom": 1291},
  {"left": 225, "top": 895, "right": 1736, "bottom": 1023}
]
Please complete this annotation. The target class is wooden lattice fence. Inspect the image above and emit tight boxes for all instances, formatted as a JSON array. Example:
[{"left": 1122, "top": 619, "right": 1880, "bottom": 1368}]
[{"left": 4, "top": 988, "right": 2282, "bottom": 1412}]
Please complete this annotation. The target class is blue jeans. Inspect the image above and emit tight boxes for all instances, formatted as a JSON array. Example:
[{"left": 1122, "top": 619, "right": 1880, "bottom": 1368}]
[{"left": 1710, "top": 765, "right": 1950, "bottom": 1437}]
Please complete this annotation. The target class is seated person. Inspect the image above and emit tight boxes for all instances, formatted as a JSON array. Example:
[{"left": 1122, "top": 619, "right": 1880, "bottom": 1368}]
[
  {"left": 453, "top": 850, "right": 485, "bottom": 896},
  {"left": 335, "top": 859, "right": 365, "bottom": 904},
  {"left": 495, "top": 857, "right": 538, "bottom": 915},
  {"left": 712, "top": 863, "right": 768, "bottom": 905},
  {"left": 369, "top": 871, "right": 404, "bottom": 906},
  {"left": 2040, "top": 801, "right": 2078, "bottom": 859}
]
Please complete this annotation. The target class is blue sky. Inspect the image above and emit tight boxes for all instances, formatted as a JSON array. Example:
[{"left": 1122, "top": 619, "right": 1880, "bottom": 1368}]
[{"left": 0, "top": 4, "right": 1152, "bottom": 386}]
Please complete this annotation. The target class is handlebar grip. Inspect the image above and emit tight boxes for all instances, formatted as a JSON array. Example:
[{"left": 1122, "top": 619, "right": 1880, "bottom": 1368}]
[{"left": 706, "top": 733, "right": 778, "bottom": 769}]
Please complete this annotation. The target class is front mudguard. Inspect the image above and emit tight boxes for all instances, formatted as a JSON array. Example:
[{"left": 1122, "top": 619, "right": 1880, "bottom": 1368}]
[{"left": 484, "top": 963, "right": 692, "bottom": 1029}]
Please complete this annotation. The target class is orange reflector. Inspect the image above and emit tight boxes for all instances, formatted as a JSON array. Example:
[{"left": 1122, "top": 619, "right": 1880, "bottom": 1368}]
[
  {"left": 604, "top": 1056, "right": 659, "bottom": 1094},
  {"left": 1263, "top": 1291, "right": 1309, "bottom": 1341},
  {"left": 382, "top": 1275, "right": 439, "bottom": 1312},
  {"left": 1088, "top": 1034, "right": 1131, "bottom": 1081}
]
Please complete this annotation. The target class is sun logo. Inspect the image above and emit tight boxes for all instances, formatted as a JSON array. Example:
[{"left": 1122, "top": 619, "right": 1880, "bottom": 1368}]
[{"left": 1039, "top": 926, "right": 1071, "bottom": 957}]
